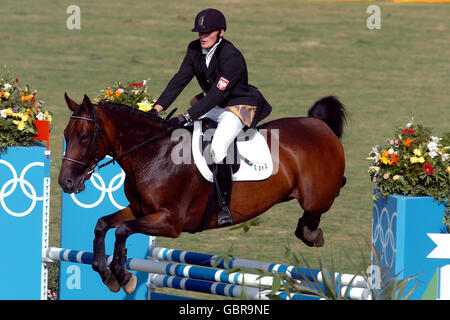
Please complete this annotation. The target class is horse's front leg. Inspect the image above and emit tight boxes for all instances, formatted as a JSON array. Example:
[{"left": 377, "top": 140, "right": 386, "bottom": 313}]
[
  {"left": 92, "top": 206, "right": 135, "bottom": 292},
  {"left": 109, "top": 210, "right": 183, "bottom": 294}
]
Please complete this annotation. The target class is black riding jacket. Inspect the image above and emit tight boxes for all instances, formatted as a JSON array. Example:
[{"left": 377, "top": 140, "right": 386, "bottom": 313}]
[{"left": 155, "top": 38, "right": 271, "bottom": 128}]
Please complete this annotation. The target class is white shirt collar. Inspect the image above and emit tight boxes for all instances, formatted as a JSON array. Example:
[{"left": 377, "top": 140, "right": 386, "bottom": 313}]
[{"left": 203, "top": 38, "right": 222, "bottom": 68}]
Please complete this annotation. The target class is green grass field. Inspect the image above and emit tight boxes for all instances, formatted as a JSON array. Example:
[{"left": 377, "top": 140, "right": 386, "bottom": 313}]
[{"left": 1, "top": 0, "right": 449, "bottom": 299}]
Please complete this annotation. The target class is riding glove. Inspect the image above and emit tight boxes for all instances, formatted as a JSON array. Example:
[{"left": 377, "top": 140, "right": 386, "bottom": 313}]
[{"left": 166, "top": 114, "right": 189, "bottom": 129}]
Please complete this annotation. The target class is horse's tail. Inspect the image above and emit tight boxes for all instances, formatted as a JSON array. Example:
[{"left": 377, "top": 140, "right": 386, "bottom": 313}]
[{"left": 308, "top": 96, "right": 347, "bottom": 139}]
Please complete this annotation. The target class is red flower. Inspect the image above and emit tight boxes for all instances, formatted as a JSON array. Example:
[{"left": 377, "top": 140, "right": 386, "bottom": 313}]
[
  {"left": 422, "top": 163, "right": 434, "bottom": 175},
  {"left": 401, "top": 128, "right": 415, "bottom": 136},
  {"left": 132, "top": 81, "right": 144, "bottom": 88}
]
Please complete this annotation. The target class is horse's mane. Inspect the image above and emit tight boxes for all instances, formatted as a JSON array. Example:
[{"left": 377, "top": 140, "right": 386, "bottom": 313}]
[{"left": 95, "top": 101, "right": 166, "bottom": 124}]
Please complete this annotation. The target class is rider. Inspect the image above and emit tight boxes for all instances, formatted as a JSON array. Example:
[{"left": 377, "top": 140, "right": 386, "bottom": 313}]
[{"left": 154, "top": 8, "right": 272, "bottom": 226}]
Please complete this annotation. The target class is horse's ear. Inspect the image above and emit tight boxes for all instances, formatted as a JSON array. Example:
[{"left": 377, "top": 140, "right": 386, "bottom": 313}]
[
  {"left": 81, "top": 94, "right": 93, "bottom": 110},
  {"left": 64, "top": 92, "right": 79, "bottom": 111}
]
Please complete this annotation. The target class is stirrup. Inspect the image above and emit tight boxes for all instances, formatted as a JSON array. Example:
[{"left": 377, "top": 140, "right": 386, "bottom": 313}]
[{"left": 217, "top": 206, "right": 234, "bottom": 225}]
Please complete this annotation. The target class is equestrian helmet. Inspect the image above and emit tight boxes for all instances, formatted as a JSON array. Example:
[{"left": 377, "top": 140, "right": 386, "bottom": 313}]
[{"left": 192, "top": 8, "right": 226, "bottom": 33}]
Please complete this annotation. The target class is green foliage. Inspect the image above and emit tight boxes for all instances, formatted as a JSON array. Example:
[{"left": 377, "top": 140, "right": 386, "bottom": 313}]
[{"left": 266, "top": 242, "right": 420, "bottom": 300}]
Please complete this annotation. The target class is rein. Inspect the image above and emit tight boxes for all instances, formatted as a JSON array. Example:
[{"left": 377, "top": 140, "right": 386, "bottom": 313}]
[{"left": 97, "top": 129, "right": 170, "bottom": 170}]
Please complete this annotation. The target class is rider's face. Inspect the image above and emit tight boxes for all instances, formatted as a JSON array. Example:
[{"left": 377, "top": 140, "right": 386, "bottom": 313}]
[{"left": 199, "top": 30, "right": 223, "bottom": 51}]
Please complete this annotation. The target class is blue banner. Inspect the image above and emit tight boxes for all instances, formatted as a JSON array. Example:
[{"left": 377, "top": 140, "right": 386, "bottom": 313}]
[{"left": 0, "top": 144, "right": 50, "bottom": 299}]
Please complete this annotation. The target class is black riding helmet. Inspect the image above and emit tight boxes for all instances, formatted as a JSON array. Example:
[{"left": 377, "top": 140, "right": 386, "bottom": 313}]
[{"left": 192, "top": 8, "right": 226, "bottom": 33}]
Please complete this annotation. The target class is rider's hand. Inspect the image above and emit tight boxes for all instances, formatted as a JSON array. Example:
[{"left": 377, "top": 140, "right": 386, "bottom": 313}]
[
  {"left": 166, "top": 114, "right": 188, "bottom": 129},
  {"left": 153, "top": 104, "right": 164, "bottom": 113},
  {"left": 190, "top": 97, "right": 198, "bottom": 106}
]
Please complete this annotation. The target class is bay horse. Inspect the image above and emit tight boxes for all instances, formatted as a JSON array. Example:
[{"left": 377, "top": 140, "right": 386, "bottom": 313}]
[{"left": 58, "top": 93, "right": 347, "bottom": 294}]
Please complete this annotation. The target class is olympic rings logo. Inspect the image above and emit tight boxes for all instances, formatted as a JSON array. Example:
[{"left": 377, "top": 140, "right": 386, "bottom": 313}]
[
  {"left": 0, "top": 159, "right": 45, "bottom": 218},
  {"left": 372, "top": 202, "right": 397, "bottom": 269},
  {"left": 70, "top": 159, "right": 127, "bottom": 210}
]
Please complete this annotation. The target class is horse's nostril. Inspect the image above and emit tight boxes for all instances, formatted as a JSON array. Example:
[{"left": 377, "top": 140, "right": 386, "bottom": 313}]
[{"left": 65, "top": 178, "right": 73, "bottom": 189}]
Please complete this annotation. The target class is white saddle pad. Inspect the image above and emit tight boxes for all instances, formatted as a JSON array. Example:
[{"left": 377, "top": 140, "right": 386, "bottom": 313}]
[{"left": 192, "top": 121, "right": 273, "bottom": 182}]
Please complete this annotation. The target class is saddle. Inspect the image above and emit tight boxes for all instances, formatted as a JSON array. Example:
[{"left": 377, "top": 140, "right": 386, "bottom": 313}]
[{"left": 192, "top": 119, "right": 274, "bottom": 182}]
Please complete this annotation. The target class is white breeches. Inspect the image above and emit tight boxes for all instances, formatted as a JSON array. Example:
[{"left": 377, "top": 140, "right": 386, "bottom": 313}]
[{"left": 201, "top": 106, "right": 245, "bottom": 164}]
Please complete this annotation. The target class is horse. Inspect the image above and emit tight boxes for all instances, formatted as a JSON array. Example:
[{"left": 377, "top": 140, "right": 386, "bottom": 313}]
[{"left": 58, "top": 93, "right": 347, "bottom": 294}]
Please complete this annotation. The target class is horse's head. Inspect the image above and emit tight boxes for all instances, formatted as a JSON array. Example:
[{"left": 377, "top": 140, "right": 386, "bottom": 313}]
[{"left": 58, "top": 93, "right": 107, "bottom": 194}]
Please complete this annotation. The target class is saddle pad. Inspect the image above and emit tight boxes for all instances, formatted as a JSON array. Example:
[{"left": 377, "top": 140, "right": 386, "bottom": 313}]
[{"left": 192, "top": 121, "right": 274, "bottom": 182}]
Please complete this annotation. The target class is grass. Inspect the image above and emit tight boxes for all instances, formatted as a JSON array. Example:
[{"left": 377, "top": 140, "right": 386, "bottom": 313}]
[{"left": 1, "top": 0, "right": 449, "bottom": 299}]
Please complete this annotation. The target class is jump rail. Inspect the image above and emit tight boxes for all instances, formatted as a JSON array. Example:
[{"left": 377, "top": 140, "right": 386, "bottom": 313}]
[{"left": 46, "top": 247, "right": 372, "bottom": 300}]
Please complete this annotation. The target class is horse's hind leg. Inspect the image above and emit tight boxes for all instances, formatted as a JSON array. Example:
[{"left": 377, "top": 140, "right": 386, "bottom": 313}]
[{"left": 294, "top": 211, "right": 324, "bottom": 247}]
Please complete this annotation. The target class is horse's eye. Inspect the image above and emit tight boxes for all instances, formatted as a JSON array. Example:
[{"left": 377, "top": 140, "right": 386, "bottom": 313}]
[{"left": 80, "top": 135, "right": 89, "bottom": 142}]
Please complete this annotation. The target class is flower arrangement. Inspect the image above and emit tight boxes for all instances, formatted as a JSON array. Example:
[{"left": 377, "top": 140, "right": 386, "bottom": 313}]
[
  {"left": 368, "top": 121, "right": 450, "bottom": 231},
  {"left": 0, "top": 70, "right": 52, "bottom": 153},
  {"left": 94, "top": 79, "right": 163, "bottom": 115}
]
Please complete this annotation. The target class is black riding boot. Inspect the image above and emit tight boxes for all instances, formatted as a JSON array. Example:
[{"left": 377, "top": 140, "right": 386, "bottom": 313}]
[{"left": 213, "top": 163, "right": 234, "bottom": 226}]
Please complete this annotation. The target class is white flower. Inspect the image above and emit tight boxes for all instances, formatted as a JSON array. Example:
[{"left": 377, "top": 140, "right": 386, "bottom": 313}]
[
  {"left": 388, "top": 148, "right": 395, "bottom": 155},
  {"left": 0, "top": 109, "right": 7, "bottom": 118},
  {"left": 427, "top": 141, "right": 441, "bottom": 159},
  {"left": 430, "top": 136, "right": 442, "bottom": 143},
  {"left": 443, "top": 153, "right": 449, "bottom": 161},
  {"left": 2, "top": 83, "right": 12, "bottom": 91},
  {"left": 143, "top": 80, "right": 147, "bottom": 86},
  {"left": 406, "top": 122, "right": 412, "bottom": 128},
  {"left": 36, "top": 112, "right": 44, "bottom": 120},
  {"left": 369, "top": 166, "right": 380, "bottom": 176},
  {"left": 368, "top": 146, "right": 380, "bottom": 160}
]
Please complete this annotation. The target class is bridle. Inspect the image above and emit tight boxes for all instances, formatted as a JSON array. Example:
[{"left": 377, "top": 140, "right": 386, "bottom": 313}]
[
  {"left": 61, "top": 105, "right": 176, "bottom": 174},
  {"left": 62, "top": 107, "right": 106, "bottom": 176}
]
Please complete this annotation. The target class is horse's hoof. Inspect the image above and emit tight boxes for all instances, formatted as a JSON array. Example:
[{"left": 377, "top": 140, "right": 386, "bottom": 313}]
[
  {"left": 309, "top": 227, "right": 324, "bottom": 247},
  {"left": 122, "top": 274, "right": 137, "bottom": 295},
  {"left": 105, "top": 272, "right": 121, "bottom": 293},
  {"left": 295, "top": 225, "right": 324, "bottom": 248}
]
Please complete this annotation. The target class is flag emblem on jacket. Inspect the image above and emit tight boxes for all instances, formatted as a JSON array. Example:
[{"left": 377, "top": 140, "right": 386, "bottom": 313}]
[{"left": 216, "top": 77, "right": 229, "bottom": 91}]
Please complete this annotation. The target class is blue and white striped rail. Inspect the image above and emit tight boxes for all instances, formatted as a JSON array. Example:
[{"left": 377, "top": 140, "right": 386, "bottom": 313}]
[
  {"left": 45, "top": 247, "right": 319, "bottom": 300},
  {"left": 148, "top": 274, "right": 319, "bottom": 300},
  {"left": 150, "top": 246, "right": 371, "bottom": 290},
  {"left": 46, "top": 247, "right": 274, "bottom": 288},
  {"left": 45, "top": 247, "right": 372, "bottom": 300}
]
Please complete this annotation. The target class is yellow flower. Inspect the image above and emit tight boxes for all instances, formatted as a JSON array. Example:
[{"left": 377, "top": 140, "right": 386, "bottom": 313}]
[
  {"left": 0, "top": 91, "right": 10, "bottom": 99},
  {"left": 17, "top": 122, "right": 25, "bottom": 131},
  {"left": 21, "top": 113, "right": 30, "bottom": 122},
  {"left": 393, "top": 175, "right": 401, "bottom": 180},
  {"left": 137, "top": 100, "right": 151, "bottom": 112},
  {"left": 43, "top": 111, "right": 52, "bottom": 122},
  {"left": 380, "top": 156, "right": 390, "bottom": 165},
  {"left": 410, "top": 156, "right": 425, "bottom": 164},
  {"left": 447, "top": 167, "right": 450, "bottom": 174},
  {"left": 413, "top": 149, "right": 422, "bottom": 157},
  {"left": 13, "top": 120, "right": 25, "bottom": 130}
]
